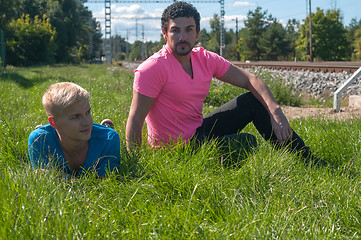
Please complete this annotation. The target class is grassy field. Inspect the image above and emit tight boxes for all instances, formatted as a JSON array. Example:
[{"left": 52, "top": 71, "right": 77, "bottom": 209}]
[{"left": 1, "top": 64, "right": 361, "bottom": 239}]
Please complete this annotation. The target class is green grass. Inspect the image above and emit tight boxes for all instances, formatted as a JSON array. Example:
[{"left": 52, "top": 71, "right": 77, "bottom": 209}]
[{"left": 1, "top": 64, "right": 361, "bottom": 239}]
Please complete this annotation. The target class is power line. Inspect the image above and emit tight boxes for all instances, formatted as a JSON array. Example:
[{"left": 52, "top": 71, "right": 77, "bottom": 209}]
[
  {"left": 85, "top": 0, "right": 218, "bottom": 3},
  {"left": 84, "top": 0, "right": 225, "bottom": 62}
]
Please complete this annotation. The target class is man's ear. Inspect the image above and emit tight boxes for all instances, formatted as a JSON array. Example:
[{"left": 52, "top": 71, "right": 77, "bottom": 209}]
[
  {"left": 48, "top": 116, "right": 57, "bottom": 128},
  {"left": 162, "top": 29, "right": 167, "bottom": 42}
]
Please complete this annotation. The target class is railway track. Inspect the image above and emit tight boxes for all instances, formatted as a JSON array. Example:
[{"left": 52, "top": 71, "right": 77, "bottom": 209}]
[{"left": 232, "top": 61, "right": 361, "bottom": 73}]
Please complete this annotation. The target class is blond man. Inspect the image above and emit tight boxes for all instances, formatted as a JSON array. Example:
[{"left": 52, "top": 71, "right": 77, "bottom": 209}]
[{"left": 28, "top": 82, "right": 120, "bottom": 177}]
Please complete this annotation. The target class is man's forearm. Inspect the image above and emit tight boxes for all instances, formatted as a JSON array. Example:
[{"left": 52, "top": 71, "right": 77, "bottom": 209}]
[
  {"left": 247, "top": 75, "right": 280, "bottom": 114},
  {"left": 247, "top": 74, "right": 293, "bottom": 142},
  {"left": 126, "top": 119, "right": 143, "bottom": 151}
]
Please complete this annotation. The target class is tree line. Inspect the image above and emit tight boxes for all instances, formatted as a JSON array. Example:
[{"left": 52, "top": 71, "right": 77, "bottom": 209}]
[
  {"left": 211, "top": 7, "right": 361, "bottom": 62},
  {"left": 1, "top": 1, "right": 360, "bottom": 66},
  {"left": 1, "top": 0, "right": 102, "bottom": 66}
]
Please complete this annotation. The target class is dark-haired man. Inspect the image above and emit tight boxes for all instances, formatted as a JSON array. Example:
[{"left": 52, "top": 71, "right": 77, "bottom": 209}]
[{"left": 126, "top": 1, "right": 323, "bottom": 165}]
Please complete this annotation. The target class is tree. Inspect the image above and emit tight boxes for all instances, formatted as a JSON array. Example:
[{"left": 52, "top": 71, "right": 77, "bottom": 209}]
[
  {"left": 346, "top": 18, "right": 361, "bottom": 60},
  {"left": 4, "top": 0, "right": 102, "bottom": 63},
  {"left": 285, "top": 19, "right": 300, "bottom": 60},
  {"left": 128, "top": 41, "right": 143, "bottom": 61},
  {"left": 207, "top": 14, "right": 221, "bottom": 54},
  {"left": 296, "top": 8, "right": 350, "bottom": 61},
  {"left": 352, "top": 26, "right": 361, "bottom": 60},
  {"left": 0, "top": 0, "right": 21, "bottom": 26},
  {"left": 197, "top": 29, "right": 210, "bottom": 49},
  {"left": 45, "top": 0, "right": 86, "bottom": 61},
  {"left": 152, "top": 34, "right": 165, "bottom": 53},
  {"left": 6, "top": 14, "right": 56, "bottom": 66},
  {"left": 259, "top": 20, "right": 291, "bottom": 60},
  {"left": 241, "top": 7, "right": 271, "bottom": 60},
  {"left": 224, "top": 29, "right": 238, "bottom": 60},
  {"left": 111, "top": 34, "right": 127, "bottom": 61}
]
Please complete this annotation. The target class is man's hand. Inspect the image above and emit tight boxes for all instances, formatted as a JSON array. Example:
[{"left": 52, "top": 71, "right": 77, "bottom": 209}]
[{"left": 269, "top": 107, "right": 293, "bottom": 144}]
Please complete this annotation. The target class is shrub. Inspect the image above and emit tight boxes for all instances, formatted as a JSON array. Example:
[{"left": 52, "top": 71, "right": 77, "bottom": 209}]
[
  {"left": 6, "top": 14, "right": 56, "bottom": 66},
  {"left": 204, "top": 69, "right": 302, "bottom": 113}
]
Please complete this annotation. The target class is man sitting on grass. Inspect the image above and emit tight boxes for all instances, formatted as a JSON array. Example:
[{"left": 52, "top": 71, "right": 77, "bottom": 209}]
[
  {"left": 28, "top": 82, "right": 121, "bottom": 178},
  {"left": 126, "top": 1, "right": 325, "bottom": 166}
]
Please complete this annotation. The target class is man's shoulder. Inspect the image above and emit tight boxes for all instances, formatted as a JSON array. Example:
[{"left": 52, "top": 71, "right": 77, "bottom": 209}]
[
  {"left": 192, "top": 46, "right": 221, "bottom": 58},
  {"left": 29, "top": 124, "right": 55, "bottom": 141},
  {"left": 137, "top": 45, "right": 173, "bottom": 70}
]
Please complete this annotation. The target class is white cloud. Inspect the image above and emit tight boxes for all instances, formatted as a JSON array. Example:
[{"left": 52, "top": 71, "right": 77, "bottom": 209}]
[
  {"left": 113, "top": 5, "right": 144, "bottom": 16},
  {"left": 224, "top": 15, "right": 247, "bottom": 29},
  {"left": 232, "top": 2, "right": 255, "bottom": 7},
  {"left": 91, "top": 4, "right": 249, "bottom": 42},
  {"left": 92, "top": 4, "right": 163, "bottom": 42}
]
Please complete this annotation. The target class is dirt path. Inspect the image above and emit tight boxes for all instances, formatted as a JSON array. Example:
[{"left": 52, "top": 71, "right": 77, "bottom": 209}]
[{"left": 282, "top": 106, "right": 361, "bottom": 121}]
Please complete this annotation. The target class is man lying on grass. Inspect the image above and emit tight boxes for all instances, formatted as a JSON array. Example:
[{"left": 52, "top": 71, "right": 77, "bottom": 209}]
[
  {"left": 126, "top": 1, "right": 325, "bottom": 166},
  {"left": 28, "top": 82, "right": 121, "bottom": 178}
]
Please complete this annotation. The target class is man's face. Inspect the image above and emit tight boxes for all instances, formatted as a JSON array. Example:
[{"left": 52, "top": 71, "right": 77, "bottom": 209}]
[
  {"left": 162, "top": 17, "right": 199, "bottom": 57},
  {"left": 51, "top": 100, "right": 93, "bottom": 143}
]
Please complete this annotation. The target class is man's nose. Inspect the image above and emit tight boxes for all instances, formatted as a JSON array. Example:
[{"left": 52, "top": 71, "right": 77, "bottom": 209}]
[{"left": 178, "top": 30, "right": 186, "bottom": 40}]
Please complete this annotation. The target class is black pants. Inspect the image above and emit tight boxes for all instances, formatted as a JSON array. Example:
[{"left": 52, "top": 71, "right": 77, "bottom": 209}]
[{"left": 194, "top": 92, "right": 312, "bottom": 158}]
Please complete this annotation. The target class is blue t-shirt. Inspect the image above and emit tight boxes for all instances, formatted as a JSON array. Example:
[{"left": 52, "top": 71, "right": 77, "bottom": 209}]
[{"left": 28, "top": 123, "right": 121, "bottom": 177}]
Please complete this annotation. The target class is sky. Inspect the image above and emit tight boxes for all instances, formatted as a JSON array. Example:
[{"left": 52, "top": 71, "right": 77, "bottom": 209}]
[{"left": 84, "top": 0, "right": 361, "bottom": 43}]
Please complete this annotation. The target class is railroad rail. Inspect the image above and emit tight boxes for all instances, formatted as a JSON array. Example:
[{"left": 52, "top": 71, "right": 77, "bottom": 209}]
[{"left": 232, "top": 61, "right": 361, "bottom": 73}]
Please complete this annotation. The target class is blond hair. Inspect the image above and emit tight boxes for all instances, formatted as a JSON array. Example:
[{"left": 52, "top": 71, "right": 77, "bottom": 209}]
[{"left": 42, "top": 82, "right": 89, "bottom": 117}]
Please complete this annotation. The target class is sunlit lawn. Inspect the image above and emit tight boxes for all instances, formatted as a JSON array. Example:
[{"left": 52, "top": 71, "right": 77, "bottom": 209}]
[{"left": 0, "top": 64, "right": 360, "bottom": 239}]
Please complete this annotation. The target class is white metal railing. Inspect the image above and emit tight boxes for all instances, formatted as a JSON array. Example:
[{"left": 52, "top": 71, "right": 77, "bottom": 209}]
[{"left": 333, "top": 66, "right": 361, "bottom": 112}]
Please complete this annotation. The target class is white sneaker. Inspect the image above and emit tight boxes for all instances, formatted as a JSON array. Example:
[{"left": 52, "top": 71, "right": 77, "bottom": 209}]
[{"left": 100, "top": 119, "right": 114, "bottom": 129}]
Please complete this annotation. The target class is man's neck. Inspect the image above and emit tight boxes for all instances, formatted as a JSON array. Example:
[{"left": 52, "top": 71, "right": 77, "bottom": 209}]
[
  {"left": 174, "top": 54, "right": 191, "bottom": 65},
  {"left": 57, "top": 132, "right": 88, "bottom": 155},
  {"left": 58, "top": 134, "right": 89, "bottom": 172}
]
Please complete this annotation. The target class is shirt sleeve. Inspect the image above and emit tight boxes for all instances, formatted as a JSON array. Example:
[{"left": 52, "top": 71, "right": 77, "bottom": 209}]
[
  {"left": 96, "top": 130, "right": 121, "bottom": 177},
  {"left": 133, "top": 58, "right": 167, "bottom": 98},
  {"left": 204, "top": 49, "right": 231, "bottom": 78},
  {"left": 28, "top": 130, "right": 50, "bottom": 169}
]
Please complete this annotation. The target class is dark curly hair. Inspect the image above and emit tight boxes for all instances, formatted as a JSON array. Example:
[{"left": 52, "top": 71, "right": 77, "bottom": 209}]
[{"left": 161, "top": 1, "right": 201, "bottom": 32}]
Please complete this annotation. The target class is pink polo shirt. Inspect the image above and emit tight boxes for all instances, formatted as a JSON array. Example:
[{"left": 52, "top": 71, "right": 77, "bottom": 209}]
[{"left": 134, "top": 45, "right": 230, "bottom": 146}]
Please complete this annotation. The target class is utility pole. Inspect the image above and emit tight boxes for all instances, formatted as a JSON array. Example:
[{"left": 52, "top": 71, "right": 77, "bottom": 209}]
[
  {"left": 104, "top": 0, "right": 112, "bottom": 63},
  {"left": 135, "top": 18, "right": 138, "bottom": 41},
  {"left": 235, "top": 17, "right": 239, "bottom": 61},
  {"left": 219, "top": 0, "right": 225, "bottom": 57},
  {"left": 126, "top": 30, "right": 129, "bottom": 59},
  {"left": 141, "top": 24, "right": 145, "bottom": 60},
  {"left": 308, "top": 0, "right": 313, "bottom": 62},
  {"left": 89, "top": 18, "right": 93, "bottom": 59}
]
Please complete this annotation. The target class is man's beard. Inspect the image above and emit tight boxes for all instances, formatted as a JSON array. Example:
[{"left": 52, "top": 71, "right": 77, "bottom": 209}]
[{"left": 174, "top": 42, "right": 193, "bottom": 56}]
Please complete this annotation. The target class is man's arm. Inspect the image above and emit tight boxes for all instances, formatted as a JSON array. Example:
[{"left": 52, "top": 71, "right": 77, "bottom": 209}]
[
  {"left": 218, "top": 64, "right": 292, "bottom": 143},
  {"left": 126, "top": 89, "right": 155, "bottom": 151}
]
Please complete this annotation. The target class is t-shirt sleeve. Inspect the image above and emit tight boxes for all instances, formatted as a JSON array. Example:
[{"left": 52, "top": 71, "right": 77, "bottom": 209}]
[
  {"left": 133, "top": 58, "right": 167, "bottom": 98},
  {"left": 28, "top": 130, "right": 50, "bottom": 169},
  {"left": 204, "top": 50, "right": 231, "bottom": 78},
  {"left": 96, "top": 130, "right": 121, "bottom": 177}
]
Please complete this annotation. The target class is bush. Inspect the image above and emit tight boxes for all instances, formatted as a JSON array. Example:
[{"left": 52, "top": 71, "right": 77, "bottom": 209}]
[
  {"left": 257, "top": 70, "right": 302, "bottom": 107},
  {"left": 204, "top": 69, "right": 302, "bottom": 114},
  {"left": 6, "top": 14, "right": 56, "bottom": 66}
]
